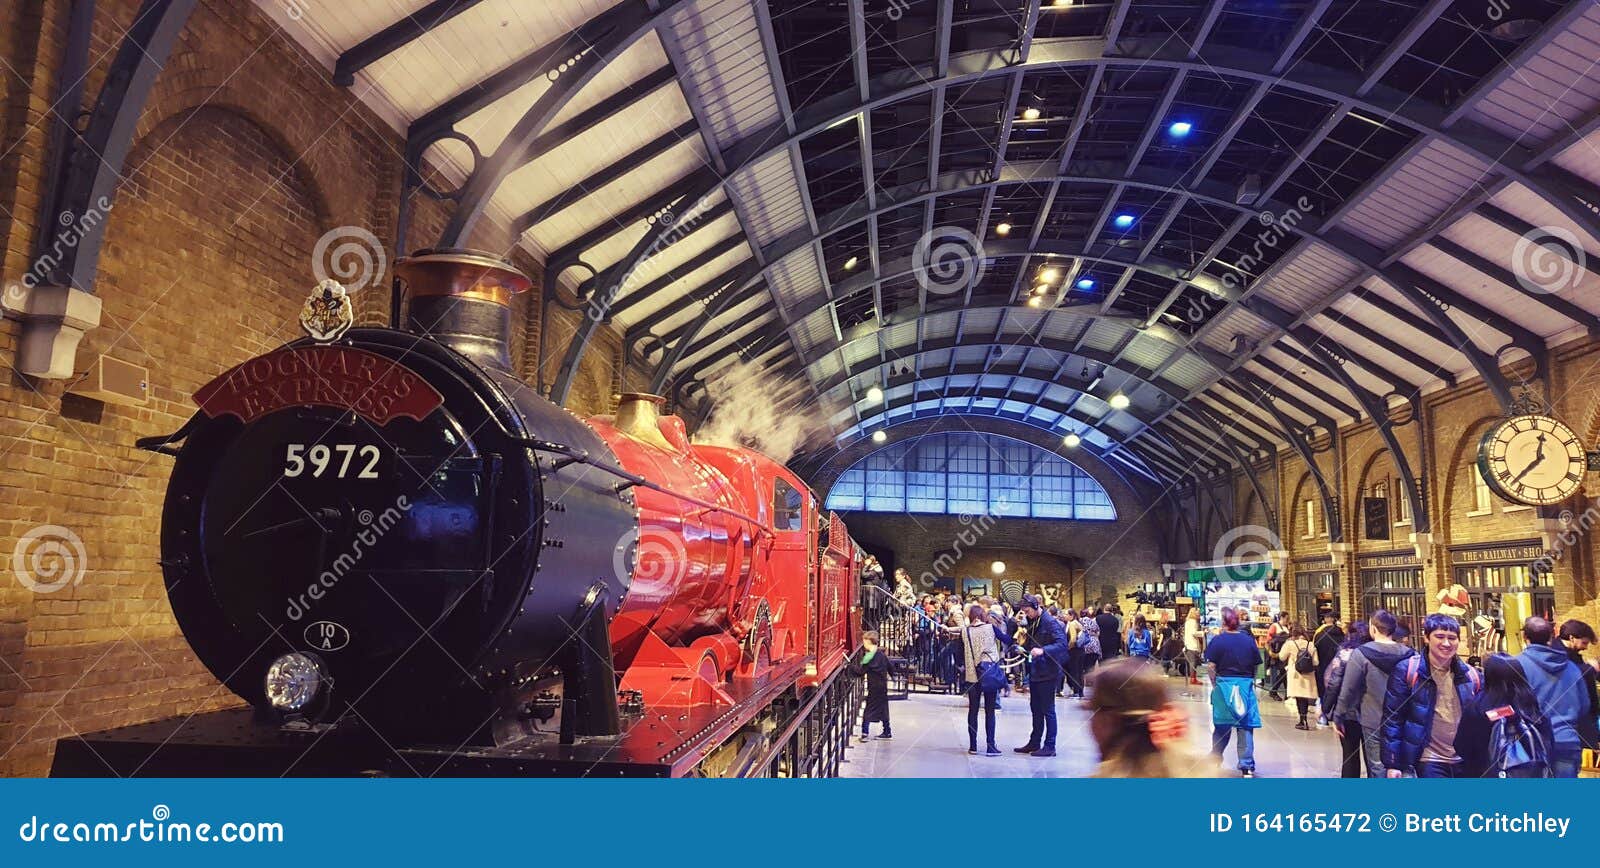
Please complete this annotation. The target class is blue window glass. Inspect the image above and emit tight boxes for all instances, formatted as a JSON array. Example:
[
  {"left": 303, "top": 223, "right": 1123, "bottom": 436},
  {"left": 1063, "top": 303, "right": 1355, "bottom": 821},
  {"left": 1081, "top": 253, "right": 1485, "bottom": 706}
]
[{"left": 823, "top": 433, "right": 1116, "bottom": 521}]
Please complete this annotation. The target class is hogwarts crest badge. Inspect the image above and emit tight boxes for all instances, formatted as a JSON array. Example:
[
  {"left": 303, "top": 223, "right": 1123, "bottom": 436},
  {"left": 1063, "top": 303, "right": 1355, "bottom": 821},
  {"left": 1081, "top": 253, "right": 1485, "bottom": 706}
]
[{"left": 300, "top": 279, "right": 354, "bottom": 342}]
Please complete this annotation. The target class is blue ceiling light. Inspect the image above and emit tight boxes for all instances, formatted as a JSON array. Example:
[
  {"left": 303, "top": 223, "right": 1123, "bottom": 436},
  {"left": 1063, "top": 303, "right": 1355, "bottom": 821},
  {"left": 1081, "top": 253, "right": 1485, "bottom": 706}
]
[
  {"left": 1076, "top": 277, "right": 1096, "bottom": 291},
  {"left": 1168, "top": 120, "right": 1193, "bottom": 137},
  {"left": 1113, "top": 213, "right": 1136, "bottom": 229}
]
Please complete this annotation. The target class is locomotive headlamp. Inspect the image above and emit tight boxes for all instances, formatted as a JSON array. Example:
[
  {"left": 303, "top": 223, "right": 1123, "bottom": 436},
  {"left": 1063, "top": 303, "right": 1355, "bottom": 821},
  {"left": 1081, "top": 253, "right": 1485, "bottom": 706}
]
[{"left": 264, "top": 652, "right": 327, "bottom": 712}]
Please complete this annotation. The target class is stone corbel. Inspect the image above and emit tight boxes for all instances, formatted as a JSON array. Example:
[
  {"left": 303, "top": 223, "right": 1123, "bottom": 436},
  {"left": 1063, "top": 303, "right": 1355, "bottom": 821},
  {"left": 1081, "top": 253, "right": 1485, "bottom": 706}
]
[
  {"left": 1268, "top": 549, "right": 1290, "bottom": 572},
  {"left": 1409, "top": 531, "right": 1433, "bottom": 564},
  {"left": 1328, "top": 541, "right": 1353, "bottom": 568},
  {"left": 1, "top": 284, "right": 101, "bottom": 378}
]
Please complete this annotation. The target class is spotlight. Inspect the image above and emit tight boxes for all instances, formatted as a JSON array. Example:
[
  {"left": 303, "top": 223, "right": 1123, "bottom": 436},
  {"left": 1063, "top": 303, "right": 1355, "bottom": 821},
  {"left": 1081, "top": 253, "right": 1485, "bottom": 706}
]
[
  {"left": 1039, "top": 267, "right": 1060, "bottom": 282},
  {"left": 865, "top": 385, "right": 883, "bottom": 403},
  {"left": 1113, "top": 213, "right": 1136, "bottom": 229},
  {"left": 990, "top": 560, "right": 1006, "bottom": 575},
  {"left": 1076, "top": 277, "right": 1095, "bottom": 290},
  {"left": 1053, "top": 0, "right": 1073, "bottom": 6},
  {"left": 871, "top": 430, "right": 887, "bottom": 443},
  {"left": 1108, "top": 393, "right": 1130, "bottom": 410},
  {"left": 1022, "top": 107, "right": 1041, "bottom": 121},
  {"left": 1027, "top": 296, "right": 1042, "bottom": 307},
  {"left": 996, "top": 222, "right": 1012, "bottom": 236},
  {"left": 1168, "top": 120, "right": 1193, "bottom": 137},
  {"left": 844, "top": 255, "right": 859, "bottom": 271},
  {"left": 1063, "top": 432, "right": 1082, "bottom": 448}
]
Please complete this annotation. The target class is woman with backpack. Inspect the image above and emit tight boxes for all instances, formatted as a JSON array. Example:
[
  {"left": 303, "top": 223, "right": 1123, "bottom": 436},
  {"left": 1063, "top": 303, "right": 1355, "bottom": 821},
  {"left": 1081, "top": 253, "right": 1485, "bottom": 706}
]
[
  {"left": 1278, "top": 623, "right": 1320, "bottom": 730},
  {"left": 1457, "top": 653, "right": 1555, "bottom": 778},
  {"left": 1127, "top": 613, "right": 1154, "bottom": 661},
  {"left": 1320, "top": 620, "right": 1370, "bottom": 777}
]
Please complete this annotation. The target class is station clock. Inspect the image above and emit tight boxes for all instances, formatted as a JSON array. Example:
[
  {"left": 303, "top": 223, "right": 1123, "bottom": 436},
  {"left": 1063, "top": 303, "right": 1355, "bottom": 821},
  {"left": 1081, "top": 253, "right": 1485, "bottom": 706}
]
[{"left": 1476, "top": 414, "right": 1586, "bottom": 506}]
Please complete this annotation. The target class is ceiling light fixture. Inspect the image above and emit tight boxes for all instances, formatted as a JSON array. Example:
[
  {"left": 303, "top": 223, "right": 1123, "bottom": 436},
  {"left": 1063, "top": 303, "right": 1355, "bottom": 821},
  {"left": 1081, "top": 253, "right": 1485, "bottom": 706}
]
[
  {"left": 1113, "top": 213, "right": 1136, "bottom": 229},
  {"left": 1168, "top": 120, "right": 1193, "bottom": 137},
  {"left": 1039, "top": 267, "right": 1060, "bottom": 282},
  {"left": 871, "top": 430, "right": 887, "bottom": 443},
  {"left": 996, "top": 222, "right": 1012, "bottom": 236},
  {"left": 1022, "top": 106, "right": 1041, "bottom": 121},
  {"left": 1076, "top": 277, "right": 1096, "bottom": 290},
  {"left": 1108, "top": 393, "right": 1131, "bottom": 410},
  {"left": 843, "top": 255, "right": 858, "bottom": 271},
  {"left": 1027, "top": 296, "right": 1042, "bottom": 307},
  {"left": 865, "top": 385, "right": 883, "bottom": 403},
  {"left": 1063, "top": 432, "right": 1082, "bottom": 448}
]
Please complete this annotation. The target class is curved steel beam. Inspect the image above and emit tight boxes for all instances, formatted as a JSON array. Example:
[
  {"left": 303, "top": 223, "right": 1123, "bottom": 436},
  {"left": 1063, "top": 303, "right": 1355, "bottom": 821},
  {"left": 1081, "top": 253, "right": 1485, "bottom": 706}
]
[
  {"left": 34, "top": 0, "right": 199, "bottom": 291},
  {"left": 1294, "top": 335, "right": 1427, "bottom": 535},
  {"left": 437, "top": 0, "right": 687, "bottom": 244}
]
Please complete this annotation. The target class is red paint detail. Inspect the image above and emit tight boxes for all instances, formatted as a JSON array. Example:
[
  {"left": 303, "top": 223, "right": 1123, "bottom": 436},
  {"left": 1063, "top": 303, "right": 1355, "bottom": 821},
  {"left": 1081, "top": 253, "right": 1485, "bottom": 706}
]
[{"left": 194, "top": 346, "right": 443, "bottom": 425}]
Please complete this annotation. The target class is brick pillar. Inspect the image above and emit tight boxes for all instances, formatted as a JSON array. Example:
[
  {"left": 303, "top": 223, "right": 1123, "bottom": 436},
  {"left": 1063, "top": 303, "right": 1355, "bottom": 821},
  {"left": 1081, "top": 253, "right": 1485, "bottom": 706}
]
[{"left": 1337, "top": 556, "right": 1361, "bottom": 623}]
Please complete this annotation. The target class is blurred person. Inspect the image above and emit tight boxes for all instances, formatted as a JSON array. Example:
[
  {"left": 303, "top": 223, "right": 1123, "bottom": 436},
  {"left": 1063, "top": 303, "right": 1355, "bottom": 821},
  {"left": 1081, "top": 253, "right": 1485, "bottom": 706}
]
[
  {"left": 1205, "top": 607, "right": 1262, "bottom": 777},
  {"left": 1013, "top": 594, "right": 1070, "bottom": 757},
  {"left": 1088, "top": 658, "right": 1212, "bottom": 778},
  {"left": 1183, "top": 608, "right": 1205, "bottom": 692},
  {"left": 1065, "top": 608, "right": 1086, "bottom": 698},
  {"left": 1127, "top": 613, "right": 1154, "bottom": 661},
  {"left": 1278, "top": 624, "right": 1319, "bottom": 730},
  {"left": 1320, "top": 620, "right": 1370, "bottom": 777},
  {"left": 1097, "top": 604, "right": 1123, "bottom": 660},
  {"left": 1557, "top": 619, "right": 1600, "bottom": 757},
  {"left": 962, "top": 603, "right": 1011, "bottom": 755},
  {"left": 851, "top": 631, "right": 893, "bottom": 741},
  {"left": 1381, "top": 614, "right": 1482, "bottom": 778},
  {"left": 1334, "top": 609, "right": 1415, "bottom": 777},
  {"left": 1077, "top": 609, "right": 1102, "bottom": 678},
  {"left": 893, "top": 569, "right": 916, "bottom": 607},
  {"left": 1515, "top": 616, "right": 1593, "bottom": 777},
  {"left": 1312, "top": 614, "right": 1345, "bottom": 709},
  {"left": 1457, "top": 653, "right": 1554, "bottom": 778}
]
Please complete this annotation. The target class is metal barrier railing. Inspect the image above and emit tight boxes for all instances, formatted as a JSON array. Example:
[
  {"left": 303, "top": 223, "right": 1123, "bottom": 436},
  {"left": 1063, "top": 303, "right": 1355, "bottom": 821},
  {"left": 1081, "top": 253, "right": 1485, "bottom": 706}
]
[
  {"left": 858, "top": 586, "right": 964, "bottom": 695},
  {"left": 744, "top": 664, "right": 862, "bottom": 778}
]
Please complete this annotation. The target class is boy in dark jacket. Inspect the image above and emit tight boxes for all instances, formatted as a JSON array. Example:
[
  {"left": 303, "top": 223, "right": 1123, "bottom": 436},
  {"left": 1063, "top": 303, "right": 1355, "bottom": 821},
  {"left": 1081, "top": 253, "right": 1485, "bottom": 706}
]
[
  {"left": 1381, "top": 614, "right": 1482, "bottom": 778},
  {"left": 1014, "top": 595, "right": 1070, "bottom": 757},
  {"left": 852, "top": 631, "right": 893, "bottom": 740},
  {"left": 1334, "top": 610, "right": 1414, "bottom": 777}
]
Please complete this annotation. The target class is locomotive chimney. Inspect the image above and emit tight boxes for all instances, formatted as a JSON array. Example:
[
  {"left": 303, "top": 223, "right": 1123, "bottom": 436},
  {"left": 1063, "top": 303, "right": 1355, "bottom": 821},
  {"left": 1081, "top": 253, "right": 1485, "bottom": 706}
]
[
  {"left": 614, "top": 392, "right": 675, "bottom": 451},
  {"left": 396, "top": 248, "right": 531, "bottom": 371}
]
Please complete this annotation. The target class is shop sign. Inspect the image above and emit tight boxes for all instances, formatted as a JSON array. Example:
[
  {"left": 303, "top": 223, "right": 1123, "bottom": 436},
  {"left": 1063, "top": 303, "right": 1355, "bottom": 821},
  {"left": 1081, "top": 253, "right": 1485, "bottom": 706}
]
[
  {"left": 1357, "top": 550, "right": 1420, "bottom": 569},
  {"left": 1449, "top": 541, "right": 1544, "bottom": 565}
]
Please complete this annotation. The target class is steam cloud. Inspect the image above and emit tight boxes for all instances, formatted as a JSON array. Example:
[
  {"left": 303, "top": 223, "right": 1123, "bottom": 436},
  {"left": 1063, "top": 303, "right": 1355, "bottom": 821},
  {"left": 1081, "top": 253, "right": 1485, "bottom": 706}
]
[{"left": 692, "top": 361, "right": 825, "bottom": 463}]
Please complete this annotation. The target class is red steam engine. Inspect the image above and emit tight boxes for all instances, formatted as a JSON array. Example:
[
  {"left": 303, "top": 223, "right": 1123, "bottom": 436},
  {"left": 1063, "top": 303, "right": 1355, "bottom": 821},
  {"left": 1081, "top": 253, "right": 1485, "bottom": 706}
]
[{"left": 52, "top": 249, "right": 864, "bottom": 778}]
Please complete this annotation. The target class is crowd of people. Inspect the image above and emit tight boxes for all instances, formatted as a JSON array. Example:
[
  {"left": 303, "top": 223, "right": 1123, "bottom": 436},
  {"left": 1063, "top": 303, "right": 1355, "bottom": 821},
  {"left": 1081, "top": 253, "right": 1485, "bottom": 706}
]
[{"left": 851, "top": 571, "right": 1600, "bottom": 778}]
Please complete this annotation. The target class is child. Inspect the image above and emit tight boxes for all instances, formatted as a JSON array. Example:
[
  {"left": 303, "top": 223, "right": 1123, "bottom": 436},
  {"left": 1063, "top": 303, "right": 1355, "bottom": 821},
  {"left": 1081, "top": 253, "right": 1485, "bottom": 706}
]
[{"left": 852, "top": 630, "right": 893, "bottom": 740}]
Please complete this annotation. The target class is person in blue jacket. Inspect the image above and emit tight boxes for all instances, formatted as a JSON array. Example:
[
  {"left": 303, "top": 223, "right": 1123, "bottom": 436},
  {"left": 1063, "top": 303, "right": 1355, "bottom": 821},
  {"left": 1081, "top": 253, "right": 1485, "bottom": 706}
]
[
  {"left": 1381, "top": 614, "right": 1482, "bottom": 778},
  {"left": 1205, "top": 607, "right": 1262, "bottom": 777},
  {"left": 1515, "top": 616, "right": 1594, "bottom": 777},
  {"left": 1013, "top": 594, "right": 1069, "bottom": 757}
]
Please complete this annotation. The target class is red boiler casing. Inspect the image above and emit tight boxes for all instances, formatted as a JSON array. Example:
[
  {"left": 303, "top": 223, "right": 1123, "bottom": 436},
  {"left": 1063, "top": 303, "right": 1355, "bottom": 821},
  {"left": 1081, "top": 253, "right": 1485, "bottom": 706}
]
[{"left": 581, "top": 394, "right": 844, "bottom": 711}]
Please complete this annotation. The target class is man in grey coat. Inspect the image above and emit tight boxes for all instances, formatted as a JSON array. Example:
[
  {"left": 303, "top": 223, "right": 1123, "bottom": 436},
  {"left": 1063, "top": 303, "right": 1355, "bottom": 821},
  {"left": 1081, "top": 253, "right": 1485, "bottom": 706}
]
[{"left": 1333, "top": 610, "right": 1415, "bottom": 777}]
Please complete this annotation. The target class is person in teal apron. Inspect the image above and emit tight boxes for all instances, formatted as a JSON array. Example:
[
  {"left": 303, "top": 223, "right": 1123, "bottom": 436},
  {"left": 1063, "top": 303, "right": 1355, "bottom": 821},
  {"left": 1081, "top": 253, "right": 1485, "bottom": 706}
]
[{"left": 1204, "top": 607, "right": 1262, "bottom": 776}]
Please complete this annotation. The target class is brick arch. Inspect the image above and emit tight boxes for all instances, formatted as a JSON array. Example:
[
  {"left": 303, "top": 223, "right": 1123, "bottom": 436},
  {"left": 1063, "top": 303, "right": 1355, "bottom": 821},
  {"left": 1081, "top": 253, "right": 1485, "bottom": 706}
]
[{"left": 1437, "top": 413, "right": 1505, "bottom": 544}]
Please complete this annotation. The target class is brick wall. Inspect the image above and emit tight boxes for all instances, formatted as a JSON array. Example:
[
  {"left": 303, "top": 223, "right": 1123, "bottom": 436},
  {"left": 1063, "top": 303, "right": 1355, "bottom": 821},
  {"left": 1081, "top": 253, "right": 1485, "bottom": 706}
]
[{"left": 0, "top": 0, "right": 647, "bottom": 775}]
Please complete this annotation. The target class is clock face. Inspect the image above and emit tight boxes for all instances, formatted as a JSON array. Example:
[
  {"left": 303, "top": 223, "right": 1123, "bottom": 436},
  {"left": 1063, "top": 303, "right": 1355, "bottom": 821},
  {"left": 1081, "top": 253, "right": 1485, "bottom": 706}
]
[{"left": 1477, "top": 414, "right": 1587, "bottom": 506}]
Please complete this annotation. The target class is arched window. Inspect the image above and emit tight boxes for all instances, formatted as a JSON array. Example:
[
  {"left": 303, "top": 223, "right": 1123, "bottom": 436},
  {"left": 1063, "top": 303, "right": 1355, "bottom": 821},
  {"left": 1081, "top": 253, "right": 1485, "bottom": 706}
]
[{"left": 824, "top": 433, "right": 1117, "bottom": 520}]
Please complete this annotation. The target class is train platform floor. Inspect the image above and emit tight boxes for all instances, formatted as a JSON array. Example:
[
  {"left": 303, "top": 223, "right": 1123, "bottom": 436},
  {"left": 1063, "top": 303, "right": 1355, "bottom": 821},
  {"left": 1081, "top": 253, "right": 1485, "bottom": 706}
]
[{"left": 840, "top": 672, "right": 1344, "bottom": 778}]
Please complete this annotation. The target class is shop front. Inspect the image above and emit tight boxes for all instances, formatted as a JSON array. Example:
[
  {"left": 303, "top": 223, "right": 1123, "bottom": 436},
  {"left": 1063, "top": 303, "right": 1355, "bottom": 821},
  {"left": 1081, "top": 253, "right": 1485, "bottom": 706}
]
[
  {"left": 1357, "top": 549, "right": 1425, "bottom": 629},
  {"left": 1188, "top": 562, "right": 1280, "bottom": 634},
  {"left": 1292, "top": 555, "right": 1338, "bottom": 626},
  {"left": 1449, "top": 540, "right": 1555, "bottom": 654}
]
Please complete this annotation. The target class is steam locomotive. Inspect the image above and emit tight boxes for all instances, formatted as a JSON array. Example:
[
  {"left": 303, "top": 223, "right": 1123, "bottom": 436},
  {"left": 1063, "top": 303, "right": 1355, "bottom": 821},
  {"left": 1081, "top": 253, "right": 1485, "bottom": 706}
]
[{"left": 51, "top": 249, "right": 864, "bottom": 777}]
